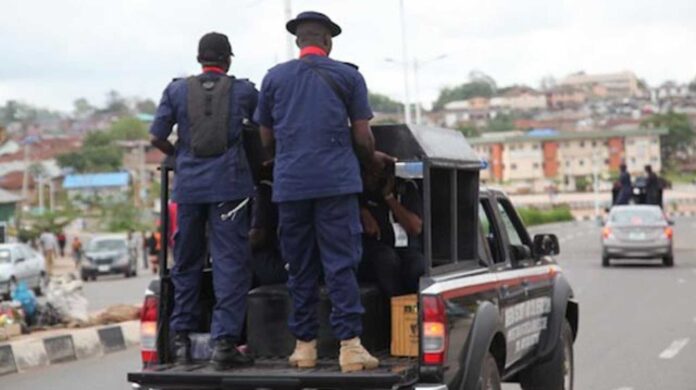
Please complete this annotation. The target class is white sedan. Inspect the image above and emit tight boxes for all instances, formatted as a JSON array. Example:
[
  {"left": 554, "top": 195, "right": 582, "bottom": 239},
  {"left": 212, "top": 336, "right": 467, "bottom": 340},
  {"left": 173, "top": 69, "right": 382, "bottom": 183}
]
[{"left": 0, "top": 243, "right": 47, "bottom": 299}]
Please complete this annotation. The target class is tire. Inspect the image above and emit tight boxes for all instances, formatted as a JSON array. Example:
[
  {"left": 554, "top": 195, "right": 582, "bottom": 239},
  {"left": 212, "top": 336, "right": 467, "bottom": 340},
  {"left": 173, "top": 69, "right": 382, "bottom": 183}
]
[
  {"left": 81, "top": 272, "right": 89, "bottom": 282},
  {"left": 478, "top": 352, "right": 502, "bottom": 390},
  {"left": 520, "top": 319, "right": 574, "bottom": 390},
  {"left": 662, "top": 255, "right": 674, "bottom": 267},
  {"left": 602, "top": 255, "right": 610, "bottom": 267}
]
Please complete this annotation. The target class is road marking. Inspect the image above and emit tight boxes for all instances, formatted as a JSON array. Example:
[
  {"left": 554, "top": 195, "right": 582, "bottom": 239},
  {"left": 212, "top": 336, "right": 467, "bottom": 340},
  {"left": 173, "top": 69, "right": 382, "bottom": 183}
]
[
  {"left": 614, "top": 387, "right": 634, "bottom": 390},
  {"left": 659, "top": 338, "right": 690, "bottom": 359}
]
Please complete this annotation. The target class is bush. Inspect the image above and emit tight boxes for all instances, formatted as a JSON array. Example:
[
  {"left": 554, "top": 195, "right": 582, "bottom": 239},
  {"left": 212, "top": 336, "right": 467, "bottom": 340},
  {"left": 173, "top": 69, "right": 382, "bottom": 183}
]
[{"left": 517, "top": 205, "right": 574, "bottom": 227}]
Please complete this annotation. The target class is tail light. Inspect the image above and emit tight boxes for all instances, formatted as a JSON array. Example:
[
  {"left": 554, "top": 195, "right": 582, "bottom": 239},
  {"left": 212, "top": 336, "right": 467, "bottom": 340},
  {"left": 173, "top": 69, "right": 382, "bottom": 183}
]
[
  {"left": 602, "top": 227, "right": 613, "bottom": 239},
  {"left": 140, "top": 294, "right": 158, "bottom": 366},
  {"left": 422, "top": 295, "right": 447, "bottom": 365},
  {"left": 664, "top": 227, "right": 673, "bottom": 240}
]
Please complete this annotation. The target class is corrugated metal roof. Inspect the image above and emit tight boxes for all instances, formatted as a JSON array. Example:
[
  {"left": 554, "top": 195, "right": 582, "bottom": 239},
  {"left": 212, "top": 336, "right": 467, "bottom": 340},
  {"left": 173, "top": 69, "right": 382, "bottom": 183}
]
[
  {"left": 0, "top": 188, "right": 22, "bottom": 204},
  {"left": 63, "top": 172, "right": 130, "bottom": 189}
]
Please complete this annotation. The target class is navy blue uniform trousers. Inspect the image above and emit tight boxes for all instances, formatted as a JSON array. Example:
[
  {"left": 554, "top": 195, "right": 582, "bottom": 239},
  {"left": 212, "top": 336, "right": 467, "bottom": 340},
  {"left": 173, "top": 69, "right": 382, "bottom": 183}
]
[
  {"left": 170, "top": 200, "right": 251, "bottom": 340},
  {"left": 278, "top": 194, "right": 364, "bottom": 341}
]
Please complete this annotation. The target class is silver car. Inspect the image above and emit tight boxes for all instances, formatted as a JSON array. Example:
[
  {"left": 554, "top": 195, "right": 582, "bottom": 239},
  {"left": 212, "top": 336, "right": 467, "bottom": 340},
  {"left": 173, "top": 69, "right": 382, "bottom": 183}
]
[
  {"left": 81, "top": 235, "right": 137, "bottom": 281},
  {"left": 601, "top": 205, "right": 674, "bottom": 267},
  {"left": 0, "top": 243, "right": 47, "bottom": 299}
]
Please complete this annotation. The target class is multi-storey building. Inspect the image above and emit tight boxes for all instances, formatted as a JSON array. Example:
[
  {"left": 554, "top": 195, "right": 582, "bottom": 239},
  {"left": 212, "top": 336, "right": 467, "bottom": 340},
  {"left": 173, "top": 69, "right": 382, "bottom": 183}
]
[
  {"left": 559, "top": 71, "right": 642, "bottom": 99},
  {"left": 471, "top": 127, "right": 666, "bottom": 190}
]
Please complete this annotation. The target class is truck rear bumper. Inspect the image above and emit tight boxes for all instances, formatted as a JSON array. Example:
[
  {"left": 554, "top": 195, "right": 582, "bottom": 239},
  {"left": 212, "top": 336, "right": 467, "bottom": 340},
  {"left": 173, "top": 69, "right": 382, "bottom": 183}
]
[{"left": 128, "top": 356, "right": 418, "bottom": 390}]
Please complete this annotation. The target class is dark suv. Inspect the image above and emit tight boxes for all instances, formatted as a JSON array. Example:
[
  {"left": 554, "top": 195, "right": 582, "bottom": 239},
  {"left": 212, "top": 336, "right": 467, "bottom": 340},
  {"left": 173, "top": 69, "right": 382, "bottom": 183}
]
[{"left": 129, "top": 125, "right": 578, "bottom": 390}]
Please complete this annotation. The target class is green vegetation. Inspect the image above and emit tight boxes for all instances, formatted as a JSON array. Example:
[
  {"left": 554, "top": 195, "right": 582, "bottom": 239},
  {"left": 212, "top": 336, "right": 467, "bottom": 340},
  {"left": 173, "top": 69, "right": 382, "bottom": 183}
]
[
  {"left": 433, "top": 81, "right": 496, "bottom": 111},
  {"left": 57, "top": 116, "right": 148, "bottom": 173},
  {"left": 368, "top": 92, "right": 402, "bottom": 113},
  {"left": 486, "top": 114, "right": 515, "bottom": 132},
  {"left": 641, "top": 112, "right": 694, "bottom": 169},
  {"left": 663, "top": 169, "right": 696, "bottom": 184},
  {"left": 104, "top": 202, "right": 149, "bottom": 232},
  {"left": 575, "top": 176, "right": 590, "bottom": 192},
  {"left": 457, "top": 124, "right": 480, "bottom": 138},
  {"left": 517, "top": 205, "right": 574, "bottom": 227}
]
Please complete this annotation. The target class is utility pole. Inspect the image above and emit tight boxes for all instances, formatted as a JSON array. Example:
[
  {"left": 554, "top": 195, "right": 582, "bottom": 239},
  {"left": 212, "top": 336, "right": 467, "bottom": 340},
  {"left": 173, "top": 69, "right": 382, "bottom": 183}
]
[
  {"left": 21, "top": 142, "right": 29, "bottom": 203},
  {"left": 38, "top": 175, "right": 44, "bottom": 214},
  {"left": 413, "top": 54, "right": 447, "bottom": 125},
  {"left": 49, "top": 180, "right": 55, "bottom": 212},
  {"left": 398, "top": 0, "right": 412, "bottom": 124},
  {"left": 284, "top": 0, "right": 294, "bottom": 60}
]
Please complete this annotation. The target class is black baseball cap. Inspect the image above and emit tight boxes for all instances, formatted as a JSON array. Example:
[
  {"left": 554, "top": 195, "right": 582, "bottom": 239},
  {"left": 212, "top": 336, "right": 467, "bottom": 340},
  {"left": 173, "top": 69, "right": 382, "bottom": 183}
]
[
  {"left": 286, "top": 11, "right": 341, "bottom": 37},
  {"left": 197, "top": 32, "right": 233, "bottom": 63}
]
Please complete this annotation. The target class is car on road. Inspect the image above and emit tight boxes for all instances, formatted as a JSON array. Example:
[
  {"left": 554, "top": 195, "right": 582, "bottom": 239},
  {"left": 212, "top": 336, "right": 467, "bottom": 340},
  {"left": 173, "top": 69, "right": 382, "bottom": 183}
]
[
  {"left": 81, "top": 235, "right": 137, "bottom": 281},
  {"left": 601, "top": 205, "right": 674, "bottom": 267},
  {"left": 0, "top": 243, "right": 47, "bottom": 299},
  {"left": 129, "top": 125, "right": 579, "bottom": 390}
]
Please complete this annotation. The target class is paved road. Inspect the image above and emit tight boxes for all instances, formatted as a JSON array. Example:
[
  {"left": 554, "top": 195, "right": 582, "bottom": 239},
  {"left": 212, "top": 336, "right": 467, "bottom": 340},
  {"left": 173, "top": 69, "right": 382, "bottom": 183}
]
[
  {"left": 3, "top": 218, "right": 696, "bottom": 390},
  {"left": 82, "top": 266, "right": 156, "bottom": 311}
]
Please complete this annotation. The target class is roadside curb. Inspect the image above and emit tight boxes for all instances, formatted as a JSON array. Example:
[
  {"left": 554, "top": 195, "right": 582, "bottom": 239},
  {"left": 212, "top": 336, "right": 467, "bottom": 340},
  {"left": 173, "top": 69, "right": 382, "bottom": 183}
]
[{"left": 0, "top": 320, "right": 139, "bottom": 376}]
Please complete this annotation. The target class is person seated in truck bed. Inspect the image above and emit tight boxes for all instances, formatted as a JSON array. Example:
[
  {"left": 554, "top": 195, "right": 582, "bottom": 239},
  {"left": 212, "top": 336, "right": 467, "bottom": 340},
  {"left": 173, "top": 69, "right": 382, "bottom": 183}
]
[
  {"left": 359, "top": 169, "right": 424, "bottom": 298},
  {"left": 249, "top": 181, "right": 288, "bottom": 288}
]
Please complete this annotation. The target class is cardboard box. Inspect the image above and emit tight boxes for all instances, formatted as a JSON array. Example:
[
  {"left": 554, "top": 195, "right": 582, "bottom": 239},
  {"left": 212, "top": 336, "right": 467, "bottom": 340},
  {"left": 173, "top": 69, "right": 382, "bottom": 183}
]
[
  {"left": 391, "top": 294, "right": 419, "bottom": 357},
  {"left": 0, "top": 323, "right": 21, "bottom": 341}
]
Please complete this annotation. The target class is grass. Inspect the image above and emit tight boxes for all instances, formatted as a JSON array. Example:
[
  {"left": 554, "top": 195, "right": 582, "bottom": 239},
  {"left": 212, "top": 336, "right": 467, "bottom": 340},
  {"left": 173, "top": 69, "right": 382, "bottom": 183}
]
[
  {"left": 517, "top": 205, "right": 574, "bottom": 227},
  {"left": 663, "top": 169, "right": 696, "bottom": 184}
]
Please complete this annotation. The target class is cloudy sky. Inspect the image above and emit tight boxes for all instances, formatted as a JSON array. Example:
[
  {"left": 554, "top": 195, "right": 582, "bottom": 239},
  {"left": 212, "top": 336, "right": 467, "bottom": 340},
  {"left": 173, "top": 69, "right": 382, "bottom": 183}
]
[{"left": 1, "top": 0, "right": 695, "bottom": 112}]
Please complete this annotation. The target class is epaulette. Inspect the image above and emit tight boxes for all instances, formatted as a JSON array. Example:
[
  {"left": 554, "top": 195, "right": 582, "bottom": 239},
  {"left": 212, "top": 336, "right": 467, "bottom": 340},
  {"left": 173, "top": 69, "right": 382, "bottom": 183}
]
[{"left": 341, "top": 62, "right": 359, "bottom": 70}]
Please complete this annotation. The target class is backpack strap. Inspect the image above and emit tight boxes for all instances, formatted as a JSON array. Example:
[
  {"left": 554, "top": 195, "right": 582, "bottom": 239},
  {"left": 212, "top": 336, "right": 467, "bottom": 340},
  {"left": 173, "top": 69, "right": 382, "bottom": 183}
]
[{"left": 301, "top": 57, "right": 350, "bottom": 110}]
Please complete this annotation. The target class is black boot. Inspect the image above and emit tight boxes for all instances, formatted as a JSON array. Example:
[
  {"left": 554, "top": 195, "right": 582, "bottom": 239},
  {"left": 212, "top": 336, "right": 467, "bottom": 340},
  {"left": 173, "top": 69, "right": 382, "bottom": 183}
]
[
  {"left": 211, "top": 337, "right": 254, "bottom": 370},
  {"left": 173, "top": 332, "right": 191, "bottom": 365}
]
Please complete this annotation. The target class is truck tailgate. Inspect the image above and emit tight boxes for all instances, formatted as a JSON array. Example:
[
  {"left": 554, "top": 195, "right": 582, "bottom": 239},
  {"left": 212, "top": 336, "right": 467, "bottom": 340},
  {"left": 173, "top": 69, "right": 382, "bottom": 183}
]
[{"left": 128, "top": 355, "right": 418, "bottom": 390}]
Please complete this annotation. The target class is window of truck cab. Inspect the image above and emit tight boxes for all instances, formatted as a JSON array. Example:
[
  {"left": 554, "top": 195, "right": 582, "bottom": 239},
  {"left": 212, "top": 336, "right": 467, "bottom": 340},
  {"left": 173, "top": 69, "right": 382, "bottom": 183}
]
[{"left": 495, "top": 196, "right": 534, "bottom": 265}]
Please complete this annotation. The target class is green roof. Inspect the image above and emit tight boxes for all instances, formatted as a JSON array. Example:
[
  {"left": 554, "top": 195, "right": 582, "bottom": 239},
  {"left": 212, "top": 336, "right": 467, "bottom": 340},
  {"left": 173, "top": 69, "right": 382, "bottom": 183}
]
[{"left": 469, "top": 127, "right": 668, "bottom": 145}]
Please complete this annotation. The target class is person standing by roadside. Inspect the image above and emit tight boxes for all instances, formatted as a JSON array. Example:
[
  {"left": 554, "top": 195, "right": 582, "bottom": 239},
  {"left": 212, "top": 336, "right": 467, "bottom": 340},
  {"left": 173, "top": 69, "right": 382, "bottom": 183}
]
[
  {"left": 57, "top": 231, "right": 66, "bottom": 258},
  {"left": 39, "top": 229, "right": 59, "bottom": 275},
  {"left": 644, "top": 165, "right": 661, "bottom": 207},
  {"left": 150, "top": 32, "right": 257, "bottom": 369},
  {"left": 255, "top": 11, "right": 392, "bottom": 372},
  {"left": 146, "top": 231, "right": 158, "bottom": 274},
  {"left": 141, "top": 231, "right": 149, "bottom": 269},
  {"left": 71, "top": 236, "right": 83, "bottom": 268}
]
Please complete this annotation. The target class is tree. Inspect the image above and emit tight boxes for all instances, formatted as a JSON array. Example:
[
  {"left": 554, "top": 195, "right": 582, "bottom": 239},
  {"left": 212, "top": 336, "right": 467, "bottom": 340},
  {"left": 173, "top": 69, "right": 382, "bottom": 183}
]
[
  {"left": 73, "top": 98, "right": 95, "bottom": 119},
  {"left": 109, "top": 116, "right": 148, "bottom": 141},
  {"left": 433, "top": 81, "right": 496, "bottom": 111},
  {"left": 57, "top": 131, "right": 123, "bottom": 173},
  {"left": 486, "top": 114, "right": 515, "bottom": 132},
  {"left": 641, "top": 112, "right": 694, "bottom": 168},
  {"left": 135, "top": 99, "right": 157, "bottom": 115},
  {"left": 368, "top": 92, "right": 402, "bottom": 113},
  {"left": 104, "top": 90, "right": 130, "bottom": 116},
  {"left": 457, "top": 124, "right": 480, "bottom": 138}
]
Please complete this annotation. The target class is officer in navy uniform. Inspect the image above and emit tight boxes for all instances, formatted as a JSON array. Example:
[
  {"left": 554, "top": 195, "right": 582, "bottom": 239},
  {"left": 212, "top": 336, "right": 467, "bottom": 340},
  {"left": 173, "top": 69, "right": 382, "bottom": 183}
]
[
  {"left": 150, "top": 32, "right": 257, "bottom": 370},
  {"left": 254, "top": 11, "right": 392, "bottom": 372},
  {"left": 359, "top": 171, "right": 424, "bottom": 298}
]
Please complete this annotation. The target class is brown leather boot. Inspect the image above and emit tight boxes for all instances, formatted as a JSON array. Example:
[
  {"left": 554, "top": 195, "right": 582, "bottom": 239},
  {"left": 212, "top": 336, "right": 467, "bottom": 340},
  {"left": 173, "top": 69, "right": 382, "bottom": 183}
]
[
  {"left": 339, "top": 337, "right": 379, "bottom": 373},
  {"left": 288, "top": 339, "right": 317, "bottom": 368}
]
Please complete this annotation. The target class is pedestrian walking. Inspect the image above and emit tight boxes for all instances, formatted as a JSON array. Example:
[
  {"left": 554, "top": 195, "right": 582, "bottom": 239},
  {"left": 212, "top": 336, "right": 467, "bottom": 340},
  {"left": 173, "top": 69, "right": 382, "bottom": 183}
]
[
  {"left": 39, "top": 229, "right": 59, "bottom": 275},
  {"left": 150, "top": 32, "right": 257, "bottom": 369},
  {"left": 71, "top": 236, "right": 83, "bottom": 268},
  {"left": 57, "top": 231, "right": 66, "bottom": 257},
  {"left": 255, "top": 11, "right": 393, "bottom": 372}
]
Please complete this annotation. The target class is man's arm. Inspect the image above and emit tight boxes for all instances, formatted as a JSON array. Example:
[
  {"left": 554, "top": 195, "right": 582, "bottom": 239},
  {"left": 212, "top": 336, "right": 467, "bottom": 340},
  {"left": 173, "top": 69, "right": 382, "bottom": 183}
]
[
  {"left": 150, "top": 85, "right": 177, "bottom": 155},
  {"left": 351, "top": 119, "right": 375, "bottom": 168},
  {"left": 260, "top": 125, "right": 276, "bottom": 159},
  {"left": 383, "top": 178, "right": 423, "bottom": 236}
]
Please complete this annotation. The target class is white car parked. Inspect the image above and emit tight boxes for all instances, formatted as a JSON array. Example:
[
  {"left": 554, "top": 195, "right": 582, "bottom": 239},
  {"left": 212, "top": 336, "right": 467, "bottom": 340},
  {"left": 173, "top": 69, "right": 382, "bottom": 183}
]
[{"left": 0, "top": 243, "right": 47, "bottom": 299}]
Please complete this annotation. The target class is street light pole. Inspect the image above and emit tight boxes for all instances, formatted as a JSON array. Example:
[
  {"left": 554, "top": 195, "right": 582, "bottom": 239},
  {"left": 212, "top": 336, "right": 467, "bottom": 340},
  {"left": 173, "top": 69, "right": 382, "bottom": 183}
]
[
  {"left": 398, "top": 0, "right": 411, "bottom": 124},
  {"left": 413, "top": 54, "right": 447, "bottom": 125},
  {"left": 284, "top": 0, "right": 294, "bottom": 60}
]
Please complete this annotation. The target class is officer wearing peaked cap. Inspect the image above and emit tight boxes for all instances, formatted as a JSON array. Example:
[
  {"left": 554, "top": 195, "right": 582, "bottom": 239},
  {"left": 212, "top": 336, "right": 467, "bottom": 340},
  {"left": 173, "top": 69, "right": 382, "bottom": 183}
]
[
  {"left": 150, "top": 32, "right": 257, "bottom": 370},
  {"left": 254, "top": 11, "right": 394, "bottom": 373}
]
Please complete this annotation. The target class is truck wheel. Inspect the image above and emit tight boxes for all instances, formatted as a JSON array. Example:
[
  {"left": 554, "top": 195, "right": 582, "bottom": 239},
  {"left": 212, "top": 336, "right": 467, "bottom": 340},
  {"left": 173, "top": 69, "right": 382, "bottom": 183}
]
[
  {"left": 520, "top": 319, "right": 574, "bottom": 390},
  {"left": 602, "top": 255, "right": 610, "bottom": 267},
  {"left": 662, "top": 255, "right": 674, "bottom": 267},
  {"left": 478, "top": 352, "right": 501, "bottom": 390}
]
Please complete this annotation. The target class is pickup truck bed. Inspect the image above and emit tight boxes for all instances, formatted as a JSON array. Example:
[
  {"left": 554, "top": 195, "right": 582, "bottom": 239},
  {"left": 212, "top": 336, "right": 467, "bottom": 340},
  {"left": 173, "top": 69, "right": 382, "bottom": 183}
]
[{"left": 128, "top": 354, "right": 418, "bottom": 390}]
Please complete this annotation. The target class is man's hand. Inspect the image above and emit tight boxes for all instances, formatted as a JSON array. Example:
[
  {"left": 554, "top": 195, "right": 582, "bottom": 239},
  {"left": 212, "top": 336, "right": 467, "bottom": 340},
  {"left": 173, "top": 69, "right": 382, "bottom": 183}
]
[
  {"left": 360, "top": 207, "right": 380, "bottom": 238},
  {"left": 371, "top": 150, "right": 397, "bottom": 173},
  {"left": 381, "top": 174, "right": 395, "bottom": 198}
]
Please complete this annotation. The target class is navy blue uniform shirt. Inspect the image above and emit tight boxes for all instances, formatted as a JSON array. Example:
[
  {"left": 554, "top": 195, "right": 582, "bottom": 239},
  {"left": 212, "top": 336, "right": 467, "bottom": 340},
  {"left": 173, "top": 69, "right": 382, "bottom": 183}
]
[
  {"left": 151, "top": 71, "right": 258, "bottom": 203},
  {"left": 254, "top": 53, "right": 373, "bottom": 202}
]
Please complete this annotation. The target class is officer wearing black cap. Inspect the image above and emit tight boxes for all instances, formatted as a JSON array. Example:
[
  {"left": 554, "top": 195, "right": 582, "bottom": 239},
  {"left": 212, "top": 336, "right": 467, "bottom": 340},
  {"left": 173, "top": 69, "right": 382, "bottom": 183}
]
[
  {"left": 254, "top": 11, "right": 392, "bottom": 372},
  {"left": 150, "top": 32, "right": 257, "bottom": 370}
]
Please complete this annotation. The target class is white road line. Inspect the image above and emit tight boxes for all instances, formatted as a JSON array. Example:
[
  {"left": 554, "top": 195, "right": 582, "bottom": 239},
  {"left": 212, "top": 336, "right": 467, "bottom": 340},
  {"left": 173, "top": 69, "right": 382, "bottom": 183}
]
[{"left": 659, "top": 338, "right": 690, "bottom": 359}]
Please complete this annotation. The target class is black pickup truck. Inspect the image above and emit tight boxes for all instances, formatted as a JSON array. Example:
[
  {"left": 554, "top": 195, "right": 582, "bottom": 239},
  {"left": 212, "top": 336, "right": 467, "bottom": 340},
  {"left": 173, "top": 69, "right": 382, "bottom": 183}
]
[{"left": 128, "top": 124, "right": 578, "bottom": 390}]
